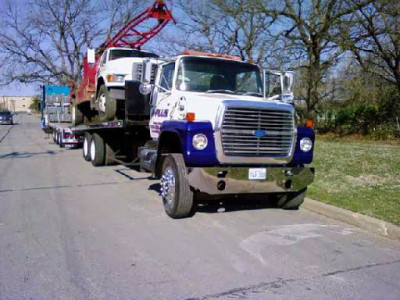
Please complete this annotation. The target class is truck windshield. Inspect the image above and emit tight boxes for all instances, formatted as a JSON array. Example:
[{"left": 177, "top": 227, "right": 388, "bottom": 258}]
[
  {"left": 109, "top": 49, "right": 159, "bottom": 61},
  {"left": 176, "top": 57, "right": 262, "bottom": 96}
]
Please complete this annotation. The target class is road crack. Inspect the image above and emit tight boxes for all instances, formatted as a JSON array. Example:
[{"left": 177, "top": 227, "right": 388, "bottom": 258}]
[
  {"left": 0, "top": 124, "right": 14, "bottom": 143},
  {"left": 0, "top": 181, "right": 132, "bottom": 194},
  {"left": 186, "top": 259, "right": 400, "bottom": 299}
]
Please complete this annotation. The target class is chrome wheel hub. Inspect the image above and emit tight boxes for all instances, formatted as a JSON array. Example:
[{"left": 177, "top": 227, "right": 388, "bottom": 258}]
[
  {"left": 90, "top": 140, "right": 96, "bottom": 161},
  {"left": 71, "top": 106, "right": 76, "bottom": 122},
  {"left": 98, "top": 94, "right": 106, "bottom": 113},
  {"left": 83, "top": 138, "right": 88, "bottom": 156},
  {"left": 160, "top": 168, "right": 176, "bottom": 208}
]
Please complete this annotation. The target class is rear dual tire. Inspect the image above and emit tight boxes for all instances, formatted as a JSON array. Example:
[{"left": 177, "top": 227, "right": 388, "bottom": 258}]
[
  {"left": 83, "top": 132, "right": 115, "bottom": 166},
  {"left": 83, "top": 133, "right": 92, "bottom": 161},
  {"left": 97, "top": 85, "right": 117, "bottom": 122},
  {"left": 90, "top": 133, "right": 105, "bottom": 167}
]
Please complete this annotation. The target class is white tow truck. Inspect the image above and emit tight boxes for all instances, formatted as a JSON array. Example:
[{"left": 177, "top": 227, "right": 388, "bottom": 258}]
[
  {"left": 91, "top": 47, "right": 159, "bottom": 121},
  {"left": 70, "top": 0, "right": 174, "bottom": 124},
  {"left": 74, "top": 51, "right": 315, "bottom": 219}
]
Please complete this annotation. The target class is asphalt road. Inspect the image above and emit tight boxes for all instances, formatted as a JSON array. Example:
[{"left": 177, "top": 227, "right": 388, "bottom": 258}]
[{"left": 1, "top": 114, "right": 400, "bottom": 300}]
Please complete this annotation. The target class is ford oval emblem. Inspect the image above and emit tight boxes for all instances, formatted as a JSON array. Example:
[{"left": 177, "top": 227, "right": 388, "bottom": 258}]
[{"left": 253, "top": 130, "right": 267, "bottom": 137}]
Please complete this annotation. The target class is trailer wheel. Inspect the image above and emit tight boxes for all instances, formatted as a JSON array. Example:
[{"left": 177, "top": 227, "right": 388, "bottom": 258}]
[
  {"left": 56, "top": 131, "right": 61, "bottom": 145},
  {"left": 277, "top": 188, "right": 307, "bottom": 210},
  {"left": 83, "top": 133, "right": 92, "bottom": 161},
  {"left": 58, "top": 130, "right": 65, "bottom": 148},
  {"left": 160, "top": 154, "right": 194, "bottom": 218},
  {"left": 97, "top": 85, "right": 116, "bottom": 122},
  {"left": 59, "top": 134, "right": 65, "bottom": 148},
  {"left": 71, "top": 105, "right": 83, "bottom": 126},
  {"left": 52, "top": 130, "right": 57, "bottom": 143},
  {"left": 90, "top": 133, "right": 105, "bottom": 166}
]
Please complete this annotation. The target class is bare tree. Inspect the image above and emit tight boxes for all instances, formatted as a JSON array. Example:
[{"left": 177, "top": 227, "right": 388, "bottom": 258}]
[
  {"left": 341, "top": 0, "right": 400, "bottom": 94},
  {"left": 259, "top": 0, "right": 373, "bottom": 118},
  {"left": 0, "top": 0, "right": 141, "bottom": 86},
  {"left": 159, "top": 0, "right": 275, "bottom": 64}
]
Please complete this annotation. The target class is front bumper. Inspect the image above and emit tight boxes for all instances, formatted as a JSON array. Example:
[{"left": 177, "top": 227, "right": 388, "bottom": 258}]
[
  {"left": 0, "top": 120, "right": 12, "bottom": 124},
  {"left": 187, "top": 166, "right": 314, "bottom": 195}
]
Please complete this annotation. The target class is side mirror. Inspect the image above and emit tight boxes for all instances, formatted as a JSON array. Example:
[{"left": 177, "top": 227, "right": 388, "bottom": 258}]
[
  {"left": 263, "top": 70, "right": 281, "bottom": 98},
  {"left": 263, "top": 70, "right": 295, "bottom": 103},
  {"left": 87, "top": 48, "right": 96, "bottom": 64},
  {"left": 142, "top": 59, "right": 152, "bottom": 84},
  {"left": 281, "top": 72, "right": 294, "bottom": 95},
  {"left": 132, "top": 59, "right": 153, "bottom": 84},
  {"left": 134, "top": 59, "right": 153, "bottom": 95},
  {"left": 281, "top": 71, "right": 294, "bottom": 103},
  {"left": 263, "top": 70, "right": 269, "bottom": 98}
]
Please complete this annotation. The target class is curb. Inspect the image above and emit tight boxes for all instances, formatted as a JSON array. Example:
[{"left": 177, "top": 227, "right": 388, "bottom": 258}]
[{"left": 303, "top": 198, "right": 400, "bottom": 241}]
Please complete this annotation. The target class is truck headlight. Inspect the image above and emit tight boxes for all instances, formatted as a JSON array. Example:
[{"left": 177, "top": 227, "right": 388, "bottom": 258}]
[
  {"left": 300, "top": 137, "right": 313, "bottom": 152},
  {"left": 192, "top": 134, "right": 208, "bottom": 150},
  {"left": 106, "top": 74, "right": 125, "bottom": 83}
]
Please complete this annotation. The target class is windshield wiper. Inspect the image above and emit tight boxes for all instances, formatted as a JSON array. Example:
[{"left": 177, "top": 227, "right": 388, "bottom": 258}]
[{"left": 206, "top": 89, "right": 236, "bottom": 94}]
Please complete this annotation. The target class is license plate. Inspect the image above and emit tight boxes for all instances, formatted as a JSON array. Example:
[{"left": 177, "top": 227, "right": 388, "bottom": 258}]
[{"left": 248, "top": 168, "right": 267, "bottom": 180}]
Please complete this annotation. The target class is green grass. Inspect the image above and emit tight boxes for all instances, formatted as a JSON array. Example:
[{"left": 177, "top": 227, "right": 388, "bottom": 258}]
[{"left": 308, "top": 139, "right": 400, "bottom": 225}]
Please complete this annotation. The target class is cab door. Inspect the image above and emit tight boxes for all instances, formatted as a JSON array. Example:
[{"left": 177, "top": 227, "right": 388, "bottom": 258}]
[{"left": 149, "top": 62, "right": 175, "bottom": 139}]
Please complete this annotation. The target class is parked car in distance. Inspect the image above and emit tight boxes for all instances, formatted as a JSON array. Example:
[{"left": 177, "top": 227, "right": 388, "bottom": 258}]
[{"left": 0, "top": 110, "right": 13, "bottom": 125}]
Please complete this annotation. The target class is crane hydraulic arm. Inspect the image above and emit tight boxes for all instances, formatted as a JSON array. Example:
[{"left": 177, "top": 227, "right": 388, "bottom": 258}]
[{"left": 98, "top": 0, "right": 175, "bottom": 54}]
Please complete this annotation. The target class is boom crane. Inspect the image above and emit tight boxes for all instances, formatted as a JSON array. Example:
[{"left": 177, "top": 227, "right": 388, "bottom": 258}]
[
  {"left": 98, "top": 0, "right": 175, "bottom": 53},
  {"left": 71, "top": 0, "right": 175, "bottom": 124}
]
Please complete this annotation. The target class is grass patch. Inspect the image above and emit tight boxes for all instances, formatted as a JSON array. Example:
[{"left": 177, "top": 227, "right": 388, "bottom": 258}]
[{"left": 308, "top": 139, "right": 400, "bottom": 225}]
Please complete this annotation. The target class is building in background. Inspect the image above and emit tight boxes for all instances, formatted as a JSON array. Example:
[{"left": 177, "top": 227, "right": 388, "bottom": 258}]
[{"left": 0, "top": 96, "right": 35, "bottom": 112}]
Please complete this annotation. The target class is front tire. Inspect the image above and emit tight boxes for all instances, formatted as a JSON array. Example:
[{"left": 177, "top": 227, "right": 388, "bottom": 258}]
[
  {"left": 277, "top": 188, "right": 307, "bottom": 210},
  {"left": 160, "top": 154, "right": 194, "bottom": 218},
  {"left": 97, "top": 85, "right": 116, "bottom": 121},
  {"left": 90, "top": 133, "right": 105, "bottom": 166},
  {"left": 71, "top": 104, "right": 84, "bottom": 126}
]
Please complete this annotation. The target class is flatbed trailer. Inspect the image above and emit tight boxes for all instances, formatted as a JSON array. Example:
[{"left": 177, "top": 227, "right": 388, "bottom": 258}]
[{"left": 69, "top": 81, "right": 151, "bottom": 166}]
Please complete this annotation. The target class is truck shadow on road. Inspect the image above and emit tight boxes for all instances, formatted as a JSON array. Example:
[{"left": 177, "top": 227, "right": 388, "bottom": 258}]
[
  {"left": 195, "top": 194, "right": 278, "bottom": 214},
  {"left": 148, "top": 182, "right": 278, "bottom": 214},
  {"left": 114, "top": 167, "right": 159, "bottom": 181},
  {"left": 0, "top": 150, "right": 59, "bottom": 159}
]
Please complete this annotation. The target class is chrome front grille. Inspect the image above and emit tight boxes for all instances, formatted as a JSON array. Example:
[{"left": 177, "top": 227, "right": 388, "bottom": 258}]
[{"left": 221, "top": 107, "right": 295, "bottom": 157}]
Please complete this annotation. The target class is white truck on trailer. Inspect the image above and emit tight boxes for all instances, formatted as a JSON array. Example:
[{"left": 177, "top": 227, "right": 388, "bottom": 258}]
[{"left": 78, "top": 51, "right": 315, "bottom": 219}]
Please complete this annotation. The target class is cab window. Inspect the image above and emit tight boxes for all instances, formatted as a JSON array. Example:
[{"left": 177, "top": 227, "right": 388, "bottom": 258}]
[
  {"left": 159, "top": 63, "right": 175, "bottom": 91},
  {"left": 100, "top": 52, "right": 107, "bottom": 66}
]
